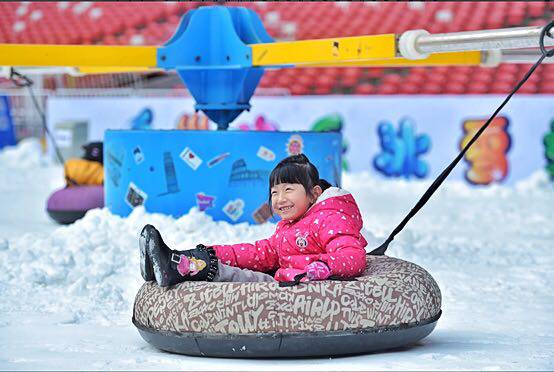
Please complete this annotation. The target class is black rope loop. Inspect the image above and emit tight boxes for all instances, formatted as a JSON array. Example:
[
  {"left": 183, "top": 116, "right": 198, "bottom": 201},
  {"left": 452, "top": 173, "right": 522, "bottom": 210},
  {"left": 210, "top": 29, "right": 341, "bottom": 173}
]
[
  {"left": 539, "top": 21, "right": 554, "bottom": 58},
  {"left": 8, "top": 68, "right": 33, "bottom": 88},
  {"left": 9, "top": 68, "right": 66, "bottom": 165}
]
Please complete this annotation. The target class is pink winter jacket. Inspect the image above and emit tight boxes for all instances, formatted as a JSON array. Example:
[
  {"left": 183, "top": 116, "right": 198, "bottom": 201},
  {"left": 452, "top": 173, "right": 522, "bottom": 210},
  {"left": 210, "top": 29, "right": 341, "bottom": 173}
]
[{"left": 212, "top": 187, "right": 368, "bottom": 282}]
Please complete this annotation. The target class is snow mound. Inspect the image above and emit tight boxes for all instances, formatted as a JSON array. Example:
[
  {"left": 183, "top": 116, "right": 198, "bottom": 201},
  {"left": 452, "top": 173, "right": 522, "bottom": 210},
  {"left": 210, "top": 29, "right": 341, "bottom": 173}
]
[
  {"left": 0, "top": 138, "right": 51, "bottom": 168},
  {"left": 0, "top": 155, "right": 553, "bottom": 369},
  {"left": 0, "top": 206, "right": 276, "bottom": 326},
  {"left": 515, "top": 170, "right": 554, "bottom": 193}
]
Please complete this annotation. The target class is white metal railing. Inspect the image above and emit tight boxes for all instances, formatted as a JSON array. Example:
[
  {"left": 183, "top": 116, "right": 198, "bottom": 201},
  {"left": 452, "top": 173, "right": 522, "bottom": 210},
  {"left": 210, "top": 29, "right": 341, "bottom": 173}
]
[
  {"left": 398, "top": 25, "right": 554, "bottom": 61},
  {"left": 0, "top": 86, "right": 290, "bottom": 140},
  {"left": 415, "top": 26, "right": 554, "bottom": 54}
]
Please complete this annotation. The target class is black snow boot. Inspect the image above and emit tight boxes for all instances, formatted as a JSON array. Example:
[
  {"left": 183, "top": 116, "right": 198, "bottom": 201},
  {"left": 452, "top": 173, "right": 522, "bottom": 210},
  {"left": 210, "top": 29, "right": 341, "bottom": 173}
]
[
  {"left": 139, "top": 224, "right": 155, "bottom": 282},
  {"left": 141, "top": 224, "right": 218, "bottom": 287}
]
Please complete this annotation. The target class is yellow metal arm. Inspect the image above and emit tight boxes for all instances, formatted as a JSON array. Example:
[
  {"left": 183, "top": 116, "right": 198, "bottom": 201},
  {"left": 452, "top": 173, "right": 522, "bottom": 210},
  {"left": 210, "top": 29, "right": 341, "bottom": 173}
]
[
  {"left": 251, "top": 34, "right": 396, "bottom": 66},
  {"left": 303, "top": 51, "right": 483, "bottom": 67},
  {"left": 0, "top": 44, "right": 157, "bottom": 67},
  {"left": 76, "top": 66, "right": 162, "bottom": 74},
  {"left": 0, "top": 36, "right": 481, "bottom": 72},
  {"left": 0, "top": 34, "right": 400, "bottom": 71}
]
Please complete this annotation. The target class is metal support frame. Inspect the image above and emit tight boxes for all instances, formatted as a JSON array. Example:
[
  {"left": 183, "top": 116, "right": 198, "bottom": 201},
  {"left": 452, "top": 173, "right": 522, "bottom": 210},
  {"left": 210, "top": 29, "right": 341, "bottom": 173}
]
[
  {"left": 1, "top": 26, "right": 552, "bottom": 71},
  {"left": 500, "top": 49, "right": 554, "bottom": 64}
]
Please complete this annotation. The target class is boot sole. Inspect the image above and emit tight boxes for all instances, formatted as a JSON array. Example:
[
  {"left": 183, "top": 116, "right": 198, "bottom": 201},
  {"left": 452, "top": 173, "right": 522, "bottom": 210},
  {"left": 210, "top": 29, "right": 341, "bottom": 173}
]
[
  {"left": 139, "top": 227, "right": 155, "bottom": 282},
  {"left": 144, "top": 226, "right": 172, "bottom": 287}
]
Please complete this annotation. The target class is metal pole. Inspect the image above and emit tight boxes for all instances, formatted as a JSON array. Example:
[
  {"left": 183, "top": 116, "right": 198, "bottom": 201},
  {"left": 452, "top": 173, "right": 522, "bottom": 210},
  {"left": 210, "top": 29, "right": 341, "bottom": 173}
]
[
  {"left": 500, "top": 49, "right": 554, "bottom": 64},
  {"left": 415, "top": 26, "right": 554, "bottom": 54}
]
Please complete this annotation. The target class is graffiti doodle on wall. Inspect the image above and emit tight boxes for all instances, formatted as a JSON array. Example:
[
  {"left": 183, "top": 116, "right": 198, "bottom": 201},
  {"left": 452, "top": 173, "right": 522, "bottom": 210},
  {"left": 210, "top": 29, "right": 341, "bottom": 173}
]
[
  {"left": 286, "top": 134, "right": 304, "bottom": 156},
  {"left": 207, "top": 152, "right": 231, "bottom": 168},
  {"left": 132, "top": 146, "right": 145, "bottom": 165},
  {"left": 310, "top": 113, "right": 349, "bottom": 171},
  {"left": 257, "top": 146, "right": 275, "bottom": 162},
  {"left": 544, "top": 119, "right": 554, "bottom": 180},
  {"left": 238, "top": 115, "right": 279, "bottom": 131},
  {"left": 223, "top": 199, "right": 245, "bottom": 221},
  {"left": 158, "top": 151, "right": 180, "bottom": 196},
  {"left": 460, "top": 116, "right": 511, "bottom": 185},
  {"left": 180, "top": 147, "right": 203, "bottom": 170},
  {"left": 196, "top": 192, "right": 216, "bottom": 211},
  {"left": 252, "top": 202, "right": 273, "bottom": 224},
  {"left": 228, "top": 159, "right": 269, "bottom": 185},
  {"left": 126, "top": 182, "right": 147, "bottom": 208},
  {"left": 176, "top": 112, "right": 210, "bottom": 130},
  {"left": 106, "top": 145, "right": 125, "bottom": 187},
  {"left": 373, "top": 117, "right": 431, "bottom": 179},
  {"left": 130, "top": 108, "right": 153, "bottom": 130}
]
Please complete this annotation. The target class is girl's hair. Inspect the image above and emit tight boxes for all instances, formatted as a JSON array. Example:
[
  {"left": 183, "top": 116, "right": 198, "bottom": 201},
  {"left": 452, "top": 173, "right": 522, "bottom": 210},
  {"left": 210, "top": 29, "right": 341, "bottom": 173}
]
[{"left": 268, "top": 154, "right": 332, "bottom": 204}]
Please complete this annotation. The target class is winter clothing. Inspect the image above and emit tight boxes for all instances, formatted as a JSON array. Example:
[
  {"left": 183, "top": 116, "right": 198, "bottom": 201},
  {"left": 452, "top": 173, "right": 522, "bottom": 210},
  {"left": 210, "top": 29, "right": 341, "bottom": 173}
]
[
  {"left": 214, "top": 262, "right": 275, "bottom": 282},
  {"left": 306, "top": 261, "right": 331, "bottom": 281},
  {"left": 212, "top": 187, "right": 367, "bottom": 282},
  {"left": 64, "top": 158, "right": 104, "bottom": 186},
  {"left": 82, "top": 142, "right": 104, "bottom": 164},
  {"left": 62, "top": 142, "right": 104, "bottom": 187},
  {"left": 140, "top": 225, "right": 218, "bottom": 287}
]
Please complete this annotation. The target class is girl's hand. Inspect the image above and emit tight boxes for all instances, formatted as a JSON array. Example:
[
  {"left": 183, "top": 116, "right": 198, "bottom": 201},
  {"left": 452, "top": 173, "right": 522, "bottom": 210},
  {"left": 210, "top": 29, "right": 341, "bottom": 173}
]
[{"left": 306, "top": 261, "right": 331, "bottom": 281}]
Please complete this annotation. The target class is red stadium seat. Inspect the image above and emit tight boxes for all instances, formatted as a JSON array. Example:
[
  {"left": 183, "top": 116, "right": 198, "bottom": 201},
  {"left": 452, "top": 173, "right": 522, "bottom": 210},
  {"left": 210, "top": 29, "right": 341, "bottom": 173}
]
[
  {"left": 466, "top": 83, "right": 489, "bottom": 94},
  {"left": 290, "top": 84, "right": 310, "bottom": 95},
  {"left": 398, "top": 83, "right": 421, "bottom": 94},
  {"left": 421, "top": 83, "right": 443, "bottom": 94},
  {"left": 376, "top": 85, "right": 398, "bottom": 95},
  {"left": 354, "top": 83, "right": 375, "bottom": 95}
]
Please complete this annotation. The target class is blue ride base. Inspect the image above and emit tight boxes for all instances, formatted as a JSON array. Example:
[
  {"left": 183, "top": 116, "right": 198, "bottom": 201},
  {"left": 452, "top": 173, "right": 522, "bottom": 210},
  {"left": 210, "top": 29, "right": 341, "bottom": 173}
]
[{"left": 104, "top": 130, "right": 342, "bottom": 224}]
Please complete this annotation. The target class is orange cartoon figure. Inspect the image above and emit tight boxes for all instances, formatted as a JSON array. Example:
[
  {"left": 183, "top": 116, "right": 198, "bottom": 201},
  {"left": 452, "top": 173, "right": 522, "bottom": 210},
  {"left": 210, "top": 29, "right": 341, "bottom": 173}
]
[
  {"left": 176, "top": 112, "right": 210, "bottom": 130},
  {"left": 460, "top": 117, "right": 511, "bottom": 185}
]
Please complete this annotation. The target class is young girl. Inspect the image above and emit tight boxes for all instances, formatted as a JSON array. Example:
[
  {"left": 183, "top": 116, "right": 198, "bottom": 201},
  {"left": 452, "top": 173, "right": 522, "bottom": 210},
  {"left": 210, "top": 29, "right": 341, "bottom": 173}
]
[{"left": 139, "top": 154, "right": 368, "bottom": 286}]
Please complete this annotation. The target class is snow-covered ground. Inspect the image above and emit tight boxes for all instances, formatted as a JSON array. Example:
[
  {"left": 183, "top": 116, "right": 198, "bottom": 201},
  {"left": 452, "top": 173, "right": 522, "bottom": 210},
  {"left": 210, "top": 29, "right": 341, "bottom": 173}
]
[{"left": 0, "top": 139, "right": 553, "bottom": 370}]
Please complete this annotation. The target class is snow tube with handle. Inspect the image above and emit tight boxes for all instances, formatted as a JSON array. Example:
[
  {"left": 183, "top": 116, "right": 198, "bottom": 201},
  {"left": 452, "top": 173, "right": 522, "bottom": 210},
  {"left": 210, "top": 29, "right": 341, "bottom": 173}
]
[
  {"left": 46, "top": 186, "right": 104, "bottom": 224},
  {"left": 132, "top": 255, "right": 441, "bottom": 358}
]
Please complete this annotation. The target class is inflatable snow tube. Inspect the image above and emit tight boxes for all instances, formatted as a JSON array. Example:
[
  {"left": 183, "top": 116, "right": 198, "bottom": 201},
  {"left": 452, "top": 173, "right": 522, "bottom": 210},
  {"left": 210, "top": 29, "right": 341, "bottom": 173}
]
[
  {"left": 133, "top": 255, "right": 442, "bottom": 358},
  {"left": 46, "top": 186, "right": 104, "bottom": 225}
]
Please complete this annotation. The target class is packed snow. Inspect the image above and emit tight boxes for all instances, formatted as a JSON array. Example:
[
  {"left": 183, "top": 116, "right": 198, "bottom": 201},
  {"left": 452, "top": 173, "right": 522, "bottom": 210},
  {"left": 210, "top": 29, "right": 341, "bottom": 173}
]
[{"left": 0, "top": 139, "right": 553, "bottom": 370}]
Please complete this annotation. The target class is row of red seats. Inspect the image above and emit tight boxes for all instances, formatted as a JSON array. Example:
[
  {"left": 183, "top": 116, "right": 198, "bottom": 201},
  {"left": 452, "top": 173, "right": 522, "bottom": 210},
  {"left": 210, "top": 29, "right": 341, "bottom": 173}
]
[
  {"left": 1, "top": 2, "right": 550, "bottom": 42},
  {"left": 0, "top": 2, "right": 549, "bottom": 45},
  {"left": 259, "top": 63, "right": 554, "bottom": 94}
]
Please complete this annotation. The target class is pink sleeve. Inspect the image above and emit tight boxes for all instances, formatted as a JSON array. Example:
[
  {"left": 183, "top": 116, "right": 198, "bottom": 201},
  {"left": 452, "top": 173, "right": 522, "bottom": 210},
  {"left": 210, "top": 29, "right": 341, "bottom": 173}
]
[
  {"left": 315, "top": 213, "right": 367, "bottom": 278},
  {"left": 212, "top": 234, "right": 279, "bottom": 273}
]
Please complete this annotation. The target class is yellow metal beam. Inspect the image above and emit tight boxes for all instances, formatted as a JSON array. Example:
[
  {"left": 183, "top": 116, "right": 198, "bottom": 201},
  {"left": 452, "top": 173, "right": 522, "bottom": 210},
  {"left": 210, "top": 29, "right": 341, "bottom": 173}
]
[
  {"left": 0, "top": 44, "right": 158, "bottom": 67},
  {"left": 0, "top": 39, "right": 480, "bottom": 71},
  {"left": 251, "top": 34, "right": 396, "bottom": 66},
  {"left": 76, "top": 66, "right": 163, "bottom": 74},
  {"left": 302, "top": 51, "right": 482, "bottom": 67}
]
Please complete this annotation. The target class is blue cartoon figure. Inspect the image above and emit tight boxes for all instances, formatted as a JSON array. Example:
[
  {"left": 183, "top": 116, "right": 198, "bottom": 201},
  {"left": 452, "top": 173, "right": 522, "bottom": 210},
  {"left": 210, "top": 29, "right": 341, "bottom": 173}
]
[
  {"left": 130, "top": 108, "right": 154, "bottom": 130},
  {"left": 373, "top": 117, "right": 431, "bottom": 179}
]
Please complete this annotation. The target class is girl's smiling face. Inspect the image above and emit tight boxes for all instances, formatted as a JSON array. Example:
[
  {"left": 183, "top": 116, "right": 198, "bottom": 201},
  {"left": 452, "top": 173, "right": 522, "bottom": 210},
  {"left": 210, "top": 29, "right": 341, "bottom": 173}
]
[{"left": 271, "top": 183, "right": 321, "bottom": 221}]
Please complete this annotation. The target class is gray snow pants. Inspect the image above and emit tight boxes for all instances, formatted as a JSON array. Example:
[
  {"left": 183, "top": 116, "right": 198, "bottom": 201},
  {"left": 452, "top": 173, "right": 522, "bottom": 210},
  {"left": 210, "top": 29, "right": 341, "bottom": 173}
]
[{"left": 213, "top": 262, "right": 275, "bottom": 282}]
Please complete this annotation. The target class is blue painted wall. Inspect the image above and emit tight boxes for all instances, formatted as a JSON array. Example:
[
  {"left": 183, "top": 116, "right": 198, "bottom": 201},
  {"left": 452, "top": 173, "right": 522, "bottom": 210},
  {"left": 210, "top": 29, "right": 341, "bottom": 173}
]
[{"left": 104, "top": 130, "right": 342, "bottom": 224}]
